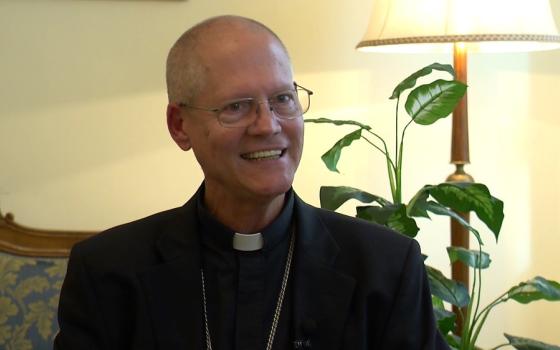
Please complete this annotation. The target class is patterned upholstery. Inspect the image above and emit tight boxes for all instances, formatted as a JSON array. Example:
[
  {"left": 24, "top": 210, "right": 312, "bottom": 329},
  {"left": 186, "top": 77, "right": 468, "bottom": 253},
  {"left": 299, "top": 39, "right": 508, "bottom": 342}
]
[
  {"left": 0, "top": 210, "right": 94, "bottom": 349},
  {"left": 0, "top": 252, "right": 67, "bottom": 350}
]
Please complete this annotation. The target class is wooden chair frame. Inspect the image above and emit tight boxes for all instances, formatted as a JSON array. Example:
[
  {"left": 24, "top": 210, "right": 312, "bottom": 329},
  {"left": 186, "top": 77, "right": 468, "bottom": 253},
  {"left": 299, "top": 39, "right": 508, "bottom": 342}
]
[{"left": 0, "top": 210, "right": 95, "bottom": 258}]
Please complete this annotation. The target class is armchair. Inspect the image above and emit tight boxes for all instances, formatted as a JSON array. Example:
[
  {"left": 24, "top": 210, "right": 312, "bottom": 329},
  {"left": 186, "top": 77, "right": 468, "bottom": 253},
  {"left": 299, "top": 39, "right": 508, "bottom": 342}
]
[{"left": 0, "top": 211, "right": 94, "bottom": 350}]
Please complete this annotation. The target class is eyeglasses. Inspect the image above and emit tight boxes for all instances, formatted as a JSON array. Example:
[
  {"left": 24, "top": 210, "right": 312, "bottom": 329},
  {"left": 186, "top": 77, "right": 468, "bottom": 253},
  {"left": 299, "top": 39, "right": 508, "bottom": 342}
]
[{"left": 178, "top": 83, "right": 313, "bottom": 128}]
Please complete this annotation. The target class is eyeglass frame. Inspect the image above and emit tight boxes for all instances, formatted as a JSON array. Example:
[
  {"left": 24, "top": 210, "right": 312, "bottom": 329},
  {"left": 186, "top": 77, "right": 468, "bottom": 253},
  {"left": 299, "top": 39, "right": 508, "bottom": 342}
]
[{"left": 177, "top": 82, "right": 313, "bottom": 128}]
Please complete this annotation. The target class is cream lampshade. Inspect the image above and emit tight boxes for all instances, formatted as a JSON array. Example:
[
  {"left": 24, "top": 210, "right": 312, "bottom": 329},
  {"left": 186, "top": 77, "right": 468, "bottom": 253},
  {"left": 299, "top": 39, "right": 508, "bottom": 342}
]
[{"left": 357, "top": 0, "right": 560, "bottom": 53}]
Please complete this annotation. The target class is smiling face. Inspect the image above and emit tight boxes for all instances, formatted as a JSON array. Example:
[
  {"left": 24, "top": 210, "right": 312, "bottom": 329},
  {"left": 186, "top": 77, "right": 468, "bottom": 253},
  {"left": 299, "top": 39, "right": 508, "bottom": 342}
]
[{"left": 167, "top": 20, "right": 304, "bottom": 211}]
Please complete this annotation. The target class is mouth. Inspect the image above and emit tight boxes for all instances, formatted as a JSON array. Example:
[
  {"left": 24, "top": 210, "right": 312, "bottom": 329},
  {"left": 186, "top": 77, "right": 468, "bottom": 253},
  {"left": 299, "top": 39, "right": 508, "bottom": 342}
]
[{"left": 241, "top": 149, "right": 285, "bottom": 161}]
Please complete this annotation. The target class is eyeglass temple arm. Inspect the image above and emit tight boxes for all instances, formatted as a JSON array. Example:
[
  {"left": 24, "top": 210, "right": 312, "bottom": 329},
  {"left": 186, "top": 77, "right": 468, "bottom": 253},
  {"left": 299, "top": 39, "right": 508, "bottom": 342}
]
[{"left": 294, "top": 82, "right": 313, "bottom": 95}]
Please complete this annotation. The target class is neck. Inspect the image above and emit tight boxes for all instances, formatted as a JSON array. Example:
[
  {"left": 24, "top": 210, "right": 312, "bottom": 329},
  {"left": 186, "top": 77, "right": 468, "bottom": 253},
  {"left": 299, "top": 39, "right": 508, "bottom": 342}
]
[{"left": 203, "top": 187, "right": 286, "bottom": 234}]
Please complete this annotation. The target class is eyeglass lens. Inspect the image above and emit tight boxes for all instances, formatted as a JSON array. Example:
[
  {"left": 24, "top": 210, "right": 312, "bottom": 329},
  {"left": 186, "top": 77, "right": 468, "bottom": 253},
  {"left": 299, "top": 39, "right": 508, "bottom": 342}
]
[{"left": 218, "top": 88, "right": 310, "bottom": 127}]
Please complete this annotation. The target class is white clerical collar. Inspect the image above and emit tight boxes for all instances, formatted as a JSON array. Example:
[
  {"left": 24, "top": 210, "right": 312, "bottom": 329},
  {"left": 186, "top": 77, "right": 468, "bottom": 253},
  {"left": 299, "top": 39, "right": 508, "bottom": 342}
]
[{"left": 232, "top": 232, "right": 264, "bottom": 251}]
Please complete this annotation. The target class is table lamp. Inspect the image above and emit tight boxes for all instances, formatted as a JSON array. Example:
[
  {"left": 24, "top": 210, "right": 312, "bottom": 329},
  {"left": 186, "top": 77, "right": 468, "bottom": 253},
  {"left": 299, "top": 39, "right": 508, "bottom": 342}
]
[{"left": 356, "top": 0, "right": 560, "bottom": 332}]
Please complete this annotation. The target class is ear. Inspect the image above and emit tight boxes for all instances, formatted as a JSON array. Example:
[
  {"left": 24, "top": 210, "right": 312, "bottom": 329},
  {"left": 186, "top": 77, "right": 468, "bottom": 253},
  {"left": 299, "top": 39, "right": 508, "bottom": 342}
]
[{"left": 167, "top": 104, "right": 192, "bottom": 151}]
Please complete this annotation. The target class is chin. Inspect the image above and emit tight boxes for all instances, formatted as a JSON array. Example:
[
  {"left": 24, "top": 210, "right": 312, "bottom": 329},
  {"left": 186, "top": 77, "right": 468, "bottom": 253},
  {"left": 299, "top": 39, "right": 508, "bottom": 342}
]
[{"left": 249, "top": 179, "right": 293, "bottom": 200}]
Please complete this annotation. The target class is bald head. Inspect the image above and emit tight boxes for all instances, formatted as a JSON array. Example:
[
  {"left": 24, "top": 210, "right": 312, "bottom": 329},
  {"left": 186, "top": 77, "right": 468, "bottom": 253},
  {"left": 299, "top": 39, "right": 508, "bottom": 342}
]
[{"left": 166, "top": 15, "right": 291, "bottom": 104}]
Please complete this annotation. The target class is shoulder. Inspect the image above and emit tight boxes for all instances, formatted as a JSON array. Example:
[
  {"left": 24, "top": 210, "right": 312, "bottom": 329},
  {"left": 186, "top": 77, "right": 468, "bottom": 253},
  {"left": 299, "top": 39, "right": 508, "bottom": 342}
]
[{"left": 71, "top": 205, "right": 191, "bottom": 269}]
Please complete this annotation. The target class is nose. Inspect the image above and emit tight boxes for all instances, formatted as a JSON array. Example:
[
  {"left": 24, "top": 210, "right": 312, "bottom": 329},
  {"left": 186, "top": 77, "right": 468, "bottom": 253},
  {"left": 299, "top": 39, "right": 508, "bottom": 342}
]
[{"left": 248, "top": 100, "right": 282, "bottom": 135}]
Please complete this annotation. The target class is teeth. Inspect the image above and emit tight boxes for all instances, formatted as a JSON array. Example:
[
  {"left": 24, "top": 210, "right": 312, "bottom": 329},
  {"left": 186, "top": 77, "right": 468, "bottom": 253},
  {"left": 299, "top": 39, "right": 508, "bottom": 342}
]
[{"left": 242, "top": 149, "right": 282, "bottom": 160}]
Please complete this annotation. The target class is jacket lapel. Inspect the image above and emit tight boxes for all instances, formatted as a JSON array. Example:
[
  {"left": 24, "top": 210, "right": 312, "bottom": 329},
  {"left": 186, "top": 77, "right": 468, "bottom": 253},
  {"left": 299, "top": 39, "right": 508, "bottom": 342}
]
[
  {"left": 138, "top": 198, "right": 204, "bottom": 350},
  {"left": 292, "top": 196, "right": 356, "bottom": 350}
]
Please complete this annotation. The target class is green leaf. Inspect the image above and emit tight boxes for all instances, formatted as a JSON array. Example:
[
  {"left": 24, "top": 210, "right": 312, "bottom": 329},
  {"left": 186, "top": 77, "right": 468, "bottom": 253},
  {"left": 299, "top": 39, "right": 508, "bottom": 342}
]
[
  {"left": 434, "top": 308, "right": 456, "bottom": 335},
  {"left": 432, "top": 298, "right": 456, "bottom": 336},
  {"left": 445, "top": 334, "right": 462, "bottom": 350},
  {"left": 407, "top": 188, "right": 431, "bottom": 218},
  {"left": 405, "top": 80, "right": 467, "bottom": 125},
  {"left": 432, "top": 295, "right": 444, "bottom": 309},
  {"left": 387, "top": 204, "right": 419, "bottom": 237},
  {"left": 319, "top": 186, "right": 391, "bottom": 211},
  {"left": 447, "top": 246, "right": 491, "bottom": 269},
  {"left": 390, "top": 63, "right": 455, "bottom": 99},
  {"left": 428, "top": 183, "right": 504, "bottom": 241},
  {"left": 321, "top": 129, "right": 363, "bottom": 172},
  {"left": 507, "top": 276, "right": 560, "bottom": 304},
  {"left": 424, "top": 200, "right": 483, "bottom": 244},
  {"left": 304, "top": 117, "right": 371, "bottom": 130},
  {"left": 356, "top": 205, "right": 398, "bottom": 225},
  {"left": 505, "top": 333, "right": 560, "bottom": 349},
  {"left": 357, "top": 204, "right": 420, "bottom": 238},
  {"left": 426, "top": 265, "right": 470, "bottom": 308}
]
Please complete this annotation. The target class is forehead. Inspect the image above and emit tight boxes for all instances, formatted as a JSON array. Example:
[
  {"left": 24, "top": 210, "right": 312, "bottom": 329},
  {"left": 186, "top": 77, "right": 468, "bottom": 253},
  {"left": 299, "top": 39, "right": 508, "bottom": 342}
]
[{"left": 194, "top": 26, "right": 293, "bottom": 98}]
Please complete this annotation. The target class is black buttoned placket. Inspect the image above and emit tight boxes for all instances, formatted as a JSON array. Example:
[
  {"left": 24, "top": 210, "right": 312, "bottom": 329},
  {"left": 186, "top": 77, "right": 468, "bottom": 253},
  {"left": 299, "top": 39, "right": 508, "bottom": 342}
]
[
  {"left": 197, "top": 188, "right": 294, "bottom": 350},
  {"left": 236, "top": 251, "right": 266, "bottom": 349}
]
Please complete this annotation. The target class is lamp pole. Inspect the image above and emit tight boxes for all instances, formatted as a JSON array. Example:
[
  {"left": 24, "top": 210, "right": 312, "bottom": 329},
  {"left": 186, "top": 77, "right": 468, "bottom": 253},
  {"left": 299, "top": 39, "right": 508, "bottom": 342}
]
[{"left": 447, "top": 42, "right": 474, "bottom": 335}]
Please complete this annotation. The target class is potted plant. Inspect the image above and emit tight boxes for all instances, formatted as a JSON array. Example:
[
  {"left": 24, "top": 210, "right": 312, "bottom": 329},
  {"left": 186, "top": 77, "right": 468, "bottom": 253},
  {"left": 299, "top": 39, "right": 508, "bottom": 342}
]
[{"left": 305, "top": 63, "right": 560, "bottom": 350}]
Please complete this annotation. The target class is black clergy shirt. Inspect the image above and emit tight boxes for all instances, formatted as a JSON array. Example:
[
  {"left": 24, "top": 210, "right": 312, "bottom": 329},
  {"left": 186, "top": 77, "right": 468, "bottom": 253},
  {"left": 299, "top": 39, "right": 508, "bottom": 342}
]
[{"left": 196, "top": 189, "right": 294, "bottom": 350}]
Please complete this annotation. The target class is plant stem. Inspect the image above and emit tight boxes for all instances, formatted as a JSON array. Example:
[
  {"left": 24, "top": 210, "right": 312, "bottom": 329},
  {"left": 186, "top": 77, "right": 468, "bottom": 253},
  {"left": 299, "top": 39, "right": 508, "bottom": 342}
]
[
  {"left": 395, "top": 97, "right": 400, "bottom": 181},
  {"left": 394, "top": 116, "right": 419, "bottom": 206},
  {"left": 472, "top": 292, "right": 508, "bottom": 327},
  {"left": 363, "top": 129, "right": 397, "bottom": 170},
  {"left": 468, "top": 244, "right": 484, "bottom": 349},
  {"left": 394, "top": 97, "right": 402, "bottom": 203},
  {"left": 475, "top": 246, "right": 484, "bottom": 324},
  {"left": 489, "top": 343, "right": 510, "bottom": 350},
  {"left": 460, "top": 282, "right": 474, "bottom": 349},
  {"left": 469, "top": 295, "right": 508, "bottom": 347},
  {"left": 363, "top": 127, "right": 388, "bottom": 146},
  {"left": 401, "top": 117, "right": 415, "bottom": 139},
  {"left": 386, "top": 157, "right": 397, "bottom": 203},
  {"left": 469, "top": 306, "right": 494, "bottom": 347},
  {"left": 360, "top": 135, "right": 392, "bottom": 164},
  {"left": 465, "top": 268, "right": 478, "bottom": 349},
  {"left": 395, "top": 134, "right": 404, "bottom": 204},
  {"left": 360, "top": 132, "right": 399, "bottom": 203}
]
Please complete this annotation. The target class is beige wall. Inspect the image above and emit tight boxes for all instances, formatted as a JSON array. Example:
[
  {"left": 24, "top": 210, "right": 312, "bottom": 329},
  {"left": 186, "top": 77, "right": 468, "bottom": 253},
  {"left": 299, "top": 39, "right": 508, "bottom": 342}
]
[{"left": 1, "top": 0, "right": 559, "bottom": 346}]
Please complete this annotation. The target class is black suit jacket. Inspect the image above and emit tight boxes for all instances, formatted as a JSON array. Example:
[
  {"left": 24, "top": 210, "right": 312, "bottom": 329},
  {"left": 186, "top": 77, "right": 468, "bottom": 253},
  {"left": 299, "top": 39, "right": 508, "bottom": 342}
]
[{"left": 55, "top": 192, "right": 449, "bottom": 350}]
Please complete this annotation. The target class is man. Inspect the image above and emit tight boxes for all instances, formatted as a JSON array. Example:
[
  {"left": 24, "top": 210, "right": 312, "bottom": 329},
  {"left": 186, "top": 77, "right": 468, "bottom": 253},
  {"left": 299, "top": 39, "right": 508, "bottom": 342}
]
[{"left": 55, "top": 15, "right": 449, "bottom": 350}]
